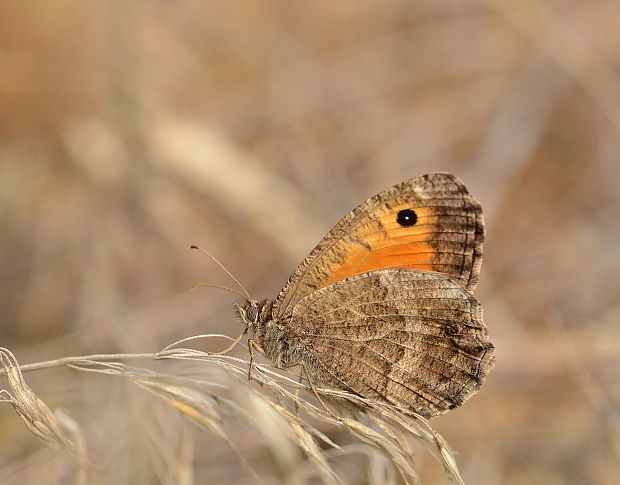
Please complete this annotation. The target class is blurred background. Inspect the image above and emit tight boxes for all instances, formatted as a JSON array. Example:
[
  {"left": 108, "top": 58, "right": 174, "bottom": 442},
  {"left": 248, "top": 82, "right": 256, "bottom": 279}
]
[{"left": 1, "top": 1, "right": 619, "bottom": 484}]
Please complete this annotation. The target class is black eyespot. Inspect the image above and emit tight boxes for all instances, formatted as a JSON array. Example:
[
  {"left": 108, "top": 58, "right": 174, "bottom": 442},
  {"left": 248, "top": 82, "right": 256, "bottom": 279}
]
[{"left": 396, "top": 208, "right": 417, "bottom": 227}]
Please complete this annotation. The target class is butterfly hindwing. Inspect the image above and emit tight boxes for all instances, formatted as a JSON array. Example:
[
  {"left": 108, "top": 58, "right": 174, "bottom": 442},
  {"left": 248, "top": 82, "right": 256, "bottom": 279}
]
[{"left": 283, "top": 269, "right": 494, "bottom": 417}]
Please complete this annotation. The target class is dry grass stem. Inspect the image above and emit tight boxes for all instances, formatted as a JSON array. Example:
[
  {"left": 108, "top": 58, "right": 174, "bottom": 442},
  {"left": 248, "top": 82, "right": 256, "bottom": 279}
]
[
  {"left": 0, "top": 348, "right": 83, "bottom": 459},
  {"left": 1, "top": 337, "right": 464, "bottom": 484}
]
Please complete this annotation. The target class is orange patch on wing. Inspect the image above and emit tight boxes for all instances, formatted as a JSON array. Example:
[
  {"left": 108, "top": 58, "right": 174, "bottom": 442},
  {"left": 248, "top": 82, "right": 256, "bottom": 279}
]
[{"left": 321, "top": 205, "right": 438, "bottom": 287}]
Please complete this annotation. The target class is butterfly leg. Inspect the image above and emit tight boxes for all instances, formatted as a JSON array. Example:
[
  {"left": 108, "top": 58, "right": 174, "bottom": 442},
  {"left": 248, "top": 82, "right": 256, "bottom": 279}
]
[
  {"left": 293, "top": 372, "right": 304, "bottom": 416},
  {"left": 283, "top": 360, "right": 340, "bottom": 421},
  {"left": 247, "top": 338, "right": 266, "bottom": 382},
  {"left": 208, "top": 329, "right": 247, "bottom": 356}
]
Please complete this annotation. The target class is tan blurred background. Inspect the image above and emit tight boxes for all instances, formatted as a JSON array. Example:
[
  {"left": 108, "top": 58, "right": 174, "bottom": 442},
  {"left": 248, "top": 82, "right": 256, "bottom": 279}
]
[{"left": 1, "top": 1, "right": 619, "bottom": 484}]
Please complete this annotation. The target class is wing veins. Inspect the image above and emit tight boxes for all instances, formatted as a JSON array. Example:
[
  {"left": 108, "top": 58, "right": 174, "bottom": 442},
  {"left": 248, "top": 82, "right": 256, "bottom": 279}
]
[
  {"left": 298, "top": 331, "right": 486, "bottom": 369},
  {"left": 303, "top": 313, "right": 479, "bottom": 330},
  {"left": 309, "top": 341, "right": 444, "bottom": 407}
]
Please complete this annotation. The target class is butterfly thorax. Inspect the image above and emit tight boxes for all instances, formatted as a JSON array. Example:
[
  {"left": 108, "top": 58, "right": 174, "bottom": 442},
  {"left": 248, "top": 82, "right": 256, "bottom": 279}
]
[{"left": 235, "top": 299, "right": 301, "bottom": 368}]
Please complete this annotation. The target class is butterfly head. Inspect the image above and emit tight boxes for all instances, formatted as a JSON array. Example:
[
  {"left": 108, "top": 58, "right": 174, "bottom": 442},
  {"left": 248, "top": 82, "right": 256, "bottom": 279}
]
[{"left": 234, "top": 299, "right": 273, "bottom": 331}]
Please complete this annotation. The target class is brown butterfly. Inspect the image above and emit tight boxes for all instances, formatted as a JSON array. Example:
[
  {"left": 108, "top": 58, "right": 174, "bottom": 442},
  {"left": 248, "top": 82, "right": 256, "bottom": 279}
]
[{"left": 234, "top": 173, "right": 494, "bottom": 418}]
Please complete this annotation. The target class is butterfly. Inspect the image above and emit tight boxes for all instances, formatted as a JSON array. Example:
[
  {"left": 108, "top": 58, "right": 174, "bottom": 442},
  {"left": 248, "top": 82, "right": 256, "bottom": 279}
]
[{"left": 234, "top": 172, "right": 494, "bottom": 418}]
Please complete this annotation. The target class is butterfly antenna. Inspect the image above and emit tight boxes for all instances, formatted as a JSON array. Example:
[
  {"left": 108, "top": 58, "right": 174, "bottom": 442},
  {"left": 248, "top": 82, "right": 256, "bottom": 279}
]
[
  {"left": 189, "top": 282, "right": 248, "bottom": 299},
  {"left": 190, "top": 245, "right": 251, "bottom": 300}
]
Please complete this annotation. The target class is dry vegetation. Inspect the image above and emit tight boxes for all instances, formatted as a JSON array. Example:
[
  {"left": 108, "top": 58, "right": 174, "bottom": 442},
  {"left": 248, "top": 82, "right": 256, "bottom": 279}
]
[{"left": 1, "top": 1, "right": 620, "bottom": 484}]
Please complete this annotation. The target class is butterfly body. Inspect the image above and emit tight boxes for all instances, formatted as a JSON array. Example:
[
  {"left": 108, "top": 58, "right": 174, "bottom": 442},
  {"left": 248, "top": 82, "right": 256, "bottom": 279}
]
[
  {"left": 235, "top": 173, "right": 494, "bottom": 418},
  {"left": 235, "top": 299, "right": 294, "bottom": 369}
]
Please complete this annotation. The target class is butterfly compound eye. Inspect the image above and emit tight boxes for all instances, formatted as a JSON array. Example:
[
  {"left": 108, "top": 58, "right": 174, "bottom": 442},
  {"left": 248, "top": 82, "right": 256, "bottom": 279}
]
[
  {"left": 246, "top": 305, "right": 258, "bottom": 323},
  {"left": 396, "top": 208, "right": 417, "bottom": 227}
]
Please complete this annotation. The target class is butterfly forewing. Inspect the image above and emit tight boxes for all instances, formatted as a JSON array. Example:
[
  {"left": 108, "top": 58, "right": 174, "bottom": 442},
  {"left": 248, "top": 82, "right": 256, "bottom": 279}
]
[
  {"left": 282, "top": 269, "right": 494, "bottom": 418},
  {"left": 273, "top": 173, "right": 483, "bottom": 318}
]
